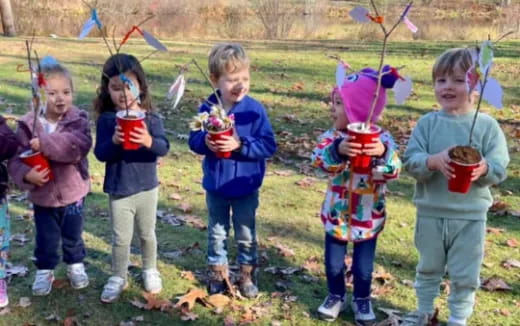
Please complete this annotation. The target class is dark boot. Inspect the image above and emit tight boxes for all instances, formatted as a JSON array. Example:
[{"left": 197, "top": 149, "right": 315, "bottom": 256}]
[
  {"left": 207, "top": 265, "right": 228, "bottom": 295},
  {"left": 239, "top": 264, "right": 258, "bottom": 298}
]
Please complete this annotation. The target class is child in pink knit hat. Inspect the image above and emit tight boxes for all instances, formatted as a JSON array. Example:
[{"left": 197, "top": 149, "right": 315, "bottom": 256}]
[{"left": 311, "top": 65, "right": 402, "bottom": 324}]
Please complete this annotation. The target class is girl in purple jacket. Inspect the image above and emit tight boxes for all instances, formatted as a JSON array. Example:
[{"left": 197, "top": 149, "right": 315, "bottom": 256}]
[
  {"left": 8, "top": 58, "right": 92, "bottom": 297},
  {"left": 0, "top": 115, "right": 19, "bottom": 307}
]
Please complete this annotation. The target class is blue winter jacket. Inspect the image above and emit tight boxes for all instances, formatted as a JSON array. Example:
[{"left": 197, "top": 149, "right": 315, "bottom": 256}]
[{"left": 188, "top": 94, "right": 276, "bottom": 198}]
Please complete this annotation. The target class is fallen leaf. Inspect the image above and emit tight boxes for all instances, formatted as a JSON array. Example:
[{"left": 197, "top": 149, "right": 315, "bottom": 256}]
[
  {"left": 486, "top": 227, "right": 505, "bottom": 235},
  {"left": 180, "top": 307, "right": 199, "bottom": 321},
  {"left": 175, "top": 288, "right": 207, "bottom": 310},
  {"left": 18, "top": 297, "right": 31, "bottom": 308},
  {"left": 205, "top": 294, "right": 230, "bottom": 309},
  {"left": 505, "top": 238, "right": 519, "bottom": 248},
  {"left": 0, "top": 307, "right": 10, "bottom": 316},
  {"left": 489, "top": 200, "right": 509, "bottom": 212},
  {"left": 64, "top": 316, "right": 78, "bottom": 326},
  {"left": 223, "top": 315, "right": 235, "bottom": 326},
  {"left": 481, "top": 276, "right": 512, "bottom": 291},
  {"left": 53, "top": 279, "right": 69, "bottom": 289},
  {"left": 169, "top": 193, "right": 182, "bottom": 200},
  {"left": 499, "top": 308, "right": 511, "bottom": 317},
  {"left": 142, "top": 292, "right": 172, "bottom": 311},
  {"left": 274, "top": 243, "right": 295, "bottom": 257},
  {"left": 502, "top": 258, "right": 520, "bottom": 269},
  {"left": 129, "top": 298, "right": 146, "bottom": 309},
  {"left": 295, "top": 177, "right": 317, "bottom": 188},
  {"left": 180, "top": 270, "right": 196, "bottom": 281},
  {"left": 302, "top": 256, "right": 322, "bottom": 274},
  {"left": 273, "top": 170, "right": 293, "bottom": 176}
]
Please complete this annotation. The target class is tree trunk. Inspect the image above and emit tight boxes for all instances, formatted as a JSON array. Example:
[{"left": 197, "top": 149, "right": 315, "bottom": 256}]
[{"left": 0, "top": 0, "right": 16, "bottom": 37}]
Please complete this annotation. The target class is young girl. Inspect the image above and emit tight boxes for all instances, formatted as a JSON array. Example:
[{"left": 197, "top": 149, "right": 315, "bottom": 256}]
[
  {"left": 93, "top": 53, "right": 169, "bottom": 303},
  {"left": 8, "top": 58, "right": 92, "bottom": 296},
  {"left": 311, "top": 67, "right": 401, "bottom": 325},
  {"left": 0, "top": 114, "right": 20, "bottom": 307}
]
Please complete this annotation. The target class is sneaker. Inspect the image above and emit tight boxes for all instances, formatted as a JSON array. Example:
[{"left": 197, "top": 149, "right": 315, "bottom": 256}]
[
  {"left": 142, "top": 268, "right": 162, "bottom": 294},
  {"left": 351, "top": 297, "right": 376, "bottom": 326},
  {"left": 100, "top": 276, "right": 128, "bottom": 303},
  {"left": 32, "top": 270, "right": 54, "bottom": 296},
  {"left": 401, "top": 310, "right": 432, "bottom": 326},
  {"left": 317, "top": 293, "right": 346, "bottom": 322},
  {"left": 67, "top": 263, "right": 89, "bottom": 290},
  {"left": 0, "top": 279, "right": 8, "bottom": 308}
]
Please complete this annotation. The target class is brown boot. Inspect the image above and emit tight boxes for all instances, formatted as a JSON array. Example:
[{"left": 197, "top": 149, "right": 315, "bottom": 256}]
[
  {"left": 207, "top": 265, "right": 228, "bottom": 295},
  {"left": 239, "top": 264, "right": 258, "bottom": 298}
]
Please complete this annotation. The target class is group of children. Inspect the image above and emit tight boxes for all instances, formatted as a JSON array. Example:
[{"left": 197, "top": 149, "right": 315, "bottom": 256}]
[{"left": 0, "top": 43, "right": 509, "bottom": 326}]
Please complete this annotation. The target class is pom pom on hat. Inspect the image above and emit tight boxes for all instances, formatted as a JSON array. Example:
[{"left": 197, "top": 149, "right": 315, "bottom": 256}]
[{"left": 334, "top": 65, "right": 397, "bottom": 124}]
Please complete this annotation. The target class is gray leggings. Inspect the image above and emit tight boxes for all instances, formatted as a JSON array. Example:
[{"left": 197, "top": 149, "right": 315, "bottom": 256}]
[{"left": 108, "top": 187, "right": 158, "bottom": 279}]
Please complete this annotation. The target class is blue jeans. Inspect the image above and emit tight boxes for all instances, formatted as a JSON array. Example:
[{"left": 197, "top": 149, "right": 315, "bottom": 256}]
[
  {"left": 324, "top": 233, "right": 377, "bottom": 299},
  {"left": 206, "top": 190, "right": 259, "bottom": 266},
  {"left": 33, "top": 199, "right": 86, "bottom": 269}
]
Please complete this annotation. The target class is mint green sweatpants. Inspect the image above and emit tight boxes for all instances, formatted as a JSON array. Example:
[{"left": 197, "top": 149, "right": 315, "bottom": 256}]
[
  {"left": 108, "top": 187, "right": 158, "bottom": 279},
  {"left": 413, "top": 216, "right": 485, "bottom": 321}
]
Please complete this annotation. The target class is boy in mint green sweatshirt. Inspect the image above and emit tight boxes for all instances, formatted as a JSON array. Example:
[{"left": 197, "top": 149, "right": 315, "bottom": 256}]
[{"left": 402, "top": 48, "right": 509, "bottom": 326}]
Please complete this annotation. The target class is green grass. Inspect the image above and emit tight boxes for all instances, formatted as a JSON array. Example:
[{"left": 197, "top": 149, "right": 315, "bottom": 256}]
[{"left": 0, "top": 37, "right": 519, "bottom": 326}]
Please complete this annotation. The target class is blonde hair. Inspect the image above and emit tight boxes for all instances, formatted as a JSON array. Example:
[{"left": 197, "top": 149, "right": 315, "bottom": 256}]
[
  {"left": 208, "top": 43, "right": 250, "bottom": 80},
  {"left": 432, "top": 47, "right": 474, "bottom": 82}
]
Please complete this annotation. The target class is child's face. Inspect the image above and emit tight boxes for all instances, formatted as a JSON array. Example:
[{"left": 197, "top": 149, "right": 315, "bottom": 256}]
[
  {"left": 45, "top": 74, "right": 73, "bottom": 121},
  {"left": 108, "top": 72, "right": 141, "bottom": 110},
  {"left": 212, "top": 66, "right": 250, "bottom": 109},
  {"left": 330, "top": 92, "right": 348, "bottom": 130},
  {"left": 434, "top": 66, "right": 473, "bottom": 114}
]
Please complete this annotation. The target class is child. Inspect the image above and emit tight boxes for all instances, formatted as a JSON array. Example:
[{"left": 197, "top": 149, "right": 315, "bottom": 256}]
[
  {"left": 188, "top": 43, "right": 276, "bottom": 298},
  {"left": 8, "top": 58, "right": 92, "bottom": 296},
  {"left": 93, "top": 53, "right": 169, "bottom": 303},
  {"left": 0, "top": 115, "right": 20, "bottom": 307},
  {"left": 402, "top": 48, "right": 509, "bottom": 326},
  {"left": 311, "top": 67, "right": 401, "bottom": 324}
]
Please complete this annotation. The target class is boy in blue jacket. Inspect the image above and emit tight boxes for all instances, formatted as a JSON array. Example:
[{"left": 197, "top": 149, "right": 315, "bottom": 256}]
[{"left": 189, "top": 43, "right": 276, "bottom": 298}]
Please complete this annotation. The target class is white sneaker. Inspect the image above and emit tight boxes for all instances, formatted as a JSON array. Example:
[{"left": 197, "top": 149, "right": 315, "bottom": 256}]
[
  {"left": 67, "top": 263, "right": 89, "bottom": 289},
  {"left": 32, "top": 270, "right": 54, "bottom": 296},
  {"left": 317, "top": 293, "right": 346, "bottom": 322},
  {"left": 100, "top": 276, "right": 128, "bottom": 303},
  {"left": 142, "top": 268, "right": 162, "bottom": 294},
  {"left": 351, "top": 297, "right": 376, "bottom": 325}
]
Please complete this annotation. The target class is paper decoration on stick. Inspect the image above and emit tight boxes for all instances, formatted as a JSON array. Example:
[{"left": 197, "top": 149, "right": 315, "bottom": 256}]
[
  {"left": 349, "top": 7, "right": 370, "bottom": 23},
  {"left": 142, "top": 30, "right": 168, "bottom": 52},
  {"left": 393, "top": 76, "right": 412, "bottom": 105},
  {"left": 120, "top": 74, "right": 141, "bottom": 104},
  {"left": 403, "top": 17, "right": 418, "bottom": 33},
  {"left": 479, "top": 40, "right": 494, "bottom": 74},
  {"left": 475, "top": 78, "right": 503, "bottom": 109},
  {"left": 336, "top": 62, "right": 346, "bottom": 88},
  {"left": 167, "top": 74, "right": 186, "bottom": 110},
  {"left": 79, "top": 9, "right": 102, "bottom": 39}
]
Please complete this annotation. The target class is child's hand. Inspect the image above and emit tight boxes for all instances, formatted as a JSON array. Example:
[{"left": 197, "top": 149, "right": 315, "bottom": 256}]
[
  {"left": 130, "top": 124, "right": 153, "bottom": 149},
  {"left": 362, "top": 137, "right": 385, "bottom": 156},
  {"left": 24, "top": 166, "right": 49, "bottom": 187},
  {"left": 338, "top": 135, "right": 362, "bottom": 157},
  {"left": 30, "top": 138, "right": 41, "bottom": 152},
  {"left": 215, "top": 130, "right": 241, "bottom": 152},
  {"left": 471, "top": 159, "right": 488, "bottom": 181},
  {"left": 427, "top": 149, "right": 454, "bottom": 179},
  {"left": 112, "top": 125, "right": 124, "bottom": 145},
  {"left": 205, "top": 133, "right": 219, "bottom": 152}
]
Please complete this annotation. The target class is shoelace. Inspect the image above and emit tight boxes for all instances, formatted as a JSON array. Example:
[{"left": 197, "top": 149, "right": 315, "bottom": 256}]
[
  {"left": 324, "top": 295, "right": 342, "bottom": 308},
  {"left": 355, "top": 299, "right": 370, "bottom": 314}
]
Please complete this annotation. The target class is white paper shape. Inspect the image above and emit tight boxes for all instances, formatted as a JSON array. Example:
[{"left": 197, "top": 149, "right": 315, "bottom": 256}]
[
  {"left": 79, "top": 18, "right": 96, "bottom": 40},
  {"left": 167, "top": 74, "right": 186, "bottom": 110},
  {"left": 403, "top": 16, "right": 418, "bottom": 33},
  {"left": 336, "top": 62, "right": 346, "bottom": 88},
  {"left": 142, "top": 30, "right": 168, "bottom": 52},
  {"left": 393, "top": 76, "right": 412, "bottom": 105},
  {"left": 476, "top": 77, "right": 503, "bottom": 109},
  {"left": 349, "top": 7, "right": 370, "bottom": 23}
]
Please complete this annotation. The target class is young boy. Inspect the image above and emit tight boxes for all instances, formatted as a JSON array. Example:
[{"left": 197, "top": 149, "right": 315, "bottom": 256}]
[
  {"left": 188, "top": 43, "right": 276, "bottom": 298},
  {"left": 402, "top": 48, "right": 509, "bottom": 326}
]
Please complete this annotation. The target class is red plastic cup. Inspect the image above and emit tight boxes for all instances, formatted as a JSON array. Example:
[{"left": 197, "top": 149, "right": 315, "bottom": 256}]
[
  {"left": 116, "top": 110, "right": 145, "bottom": 150},
  {"left": 209, "top": 128, "right": 233, "bottom": 159},
  {"left": 347, "top": 122, "right": 381, "bottom": 174},
  {"left": 448, "top": 160, "right": 479, "bottom": 194},
  {"left": 20, "top": 150, "right": 54, "bottom": 180}
]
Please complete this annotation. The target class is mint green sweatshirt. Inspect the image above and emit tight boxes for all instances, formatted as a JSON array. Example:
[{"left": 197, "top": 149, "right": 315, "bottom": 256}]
[{"left": 403, "top": 109, "right": 509, "bottom": 220}]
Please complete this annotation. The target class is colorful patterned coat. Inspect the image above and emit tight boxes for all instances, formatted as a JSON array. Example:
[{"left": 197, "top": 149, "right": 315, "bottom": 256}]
[{"left": 311, "top": 128, "right": 401, "bottom": 242}]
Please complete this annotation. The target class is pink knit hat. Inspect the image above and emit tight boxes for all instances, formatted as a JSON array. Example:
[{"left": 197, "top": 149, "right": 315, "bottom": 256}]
[{"left": 333, "top": 65, "right": 399, "bottom": 124}]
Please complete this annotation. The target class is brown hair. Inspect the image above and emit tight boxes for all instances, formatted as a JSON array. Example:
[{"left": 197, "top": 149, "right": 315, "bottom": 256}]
[
  {"left": 41, "top": 61, "right": 74, "bottom": 92},
  {"left": 93, "top": 53, "right": 152, "bottom": 118},
  {"left": 208, "top": 43, "right": 250, "bottom": 81},
  {"left": 432, "top": 47, "right": 474, "bottom": 82}
]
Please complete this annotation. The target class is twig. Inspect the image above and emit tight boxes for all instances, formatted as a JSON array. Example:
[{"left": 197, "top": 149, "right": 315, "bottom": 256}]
[
  {"left": 139, "top": 50, "right": 159, "bottom": 64},
  {"left": 191, "top": 59, "right": 224, "bottom": 109}
]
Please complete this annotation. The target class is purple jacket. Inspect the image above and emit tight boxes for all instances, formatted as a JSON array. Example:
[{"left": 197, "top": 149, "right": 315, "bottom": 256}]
[
  {"left": 8, "top": 106, "right": 92, "bottom": 207},
  {"left": 0, "top": 115, "right": 20, "bottom": 199}
]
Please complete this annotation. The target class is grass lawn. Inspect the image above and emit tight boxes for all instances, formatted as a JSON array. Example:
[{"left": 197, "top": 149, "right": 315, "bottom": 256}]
[{"left": 0, "top": 36, "right": 519, "bottom": 326}]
